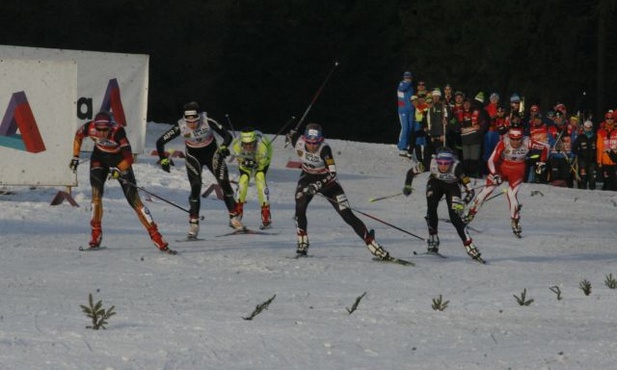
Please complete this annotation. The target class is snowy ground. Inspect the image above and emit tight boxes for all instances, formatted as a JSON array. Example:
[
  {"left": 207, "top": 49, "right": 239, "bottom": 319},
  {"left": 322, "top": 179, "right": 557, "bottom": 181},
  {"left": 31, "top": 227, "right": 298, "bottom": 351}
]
[{"left": 1, "top": 122, "right": 617, "bottom": 370}]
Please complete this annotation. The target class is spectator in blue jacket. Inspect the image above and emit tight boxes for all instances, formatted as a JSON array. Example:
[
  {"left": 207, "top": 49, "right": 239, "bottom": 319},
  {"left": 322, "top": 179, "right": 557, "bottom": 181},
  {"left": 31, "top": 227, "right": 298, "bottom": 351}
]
[{"left": 396, "top": 71, "right": 415, "bottom": 158}]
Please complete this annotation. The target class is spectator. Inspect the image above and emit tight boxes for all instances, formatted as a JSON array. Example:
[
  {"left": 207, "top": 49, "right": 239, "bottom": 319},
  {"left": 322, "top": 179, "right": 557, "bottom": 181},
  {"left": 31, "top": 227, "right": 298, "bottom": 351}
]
[
  {"left": 460, "top": 93, "right": 487, "bottom": 178},
  {"left": 507, "top": 93, "right": 524, "bottom": 129},
  {"left": 443, "top": 84, "right": 454, "bottom": 107},
  {"left": 597, "top": 110, "right": 617, "bottom": 190},
  {"left": 572, "top": 120, "right": 597, "bottom": 189},
  {"left": 485, "top": 92, "right": 500, "bottom": 118},
  {"left": 410, "top": 92, "right": 430, "bottom": 163},
  {"left": 526, "top": 114, "right": 550, "bottom": 183},
  {"left": 547, "top": 111, "right": 576, "bottom": 187},
  {"left": 448, "top": 91, "right": 465, "bottom": 159},
  {"left": 426, "top": 88, "right": 449, "bottom": 163},
  {"left": 396, "top": 71, "right": 415, "bottom": 157}
]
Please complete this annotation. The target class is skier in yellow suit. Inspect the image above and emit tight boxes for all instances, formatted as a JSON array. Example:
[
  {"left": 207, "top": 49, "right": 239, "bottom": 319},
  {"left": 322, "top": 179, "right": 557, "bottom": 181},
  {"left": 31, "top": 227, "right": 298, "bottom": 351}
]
[{"left": 231, "top": 128, "right": 274, "bottom": 229}]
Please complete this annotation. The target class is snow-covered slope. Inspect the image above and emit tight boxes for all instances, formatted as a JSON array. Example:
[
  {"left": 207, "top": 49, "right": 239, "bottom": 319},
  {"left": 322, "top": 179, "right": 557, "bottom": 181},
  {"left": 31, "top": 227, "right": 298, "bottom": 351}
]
[{"left": 1, "top": 122, "right": 617, "bottom": 370}]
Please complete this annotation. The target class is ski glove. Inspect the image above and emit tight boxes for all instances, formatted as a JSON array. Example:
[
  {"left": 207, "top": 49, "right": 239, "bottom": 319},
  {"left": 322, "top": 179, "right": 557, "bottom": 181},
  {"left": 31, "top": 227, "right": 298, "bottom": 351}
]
[
  {"left": 535, "top": 162, "right": 546, "bottom": 175},
  {"left": 403, "top": 185, "right": 413, "bottom": 196},
  {"left": 463, "top": 188, "right": 475, "bottom": 204},
  {"left": 451, "top": 196, "right": 465, "bottom": 215},
  {"left": 303, "top": 182, "right": 321, "bottom": 195},
  {"left": 69, "top": 157, "right": 79, "bottom": 173},
  {"left": 242, "top": 158, "right": 257, "bottom": 169},
  {"left": 218, "top": 145, "right": 230, "bottom": 159},
  {"left": 488, "top": 173, "right": 502, "bottom": 185},
  {"left": 160, "top": 158, "right": 171, "bottom": 173},
  {"left": 108, "top": 167, "right": 123, "bottom": 180}
]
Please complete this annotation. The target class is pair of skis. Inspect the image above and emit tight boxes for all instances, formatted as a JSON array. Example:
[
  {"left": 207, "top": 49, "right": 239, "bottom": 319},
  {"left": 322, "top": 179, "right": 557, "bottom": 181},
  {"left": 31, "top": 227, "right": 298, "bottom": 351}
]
[
  {"left": 292, "top": 252, "right": 415, "bottom": 266},
  {"left": 78, "top": 245, "right": 178, "bottom": 255}
]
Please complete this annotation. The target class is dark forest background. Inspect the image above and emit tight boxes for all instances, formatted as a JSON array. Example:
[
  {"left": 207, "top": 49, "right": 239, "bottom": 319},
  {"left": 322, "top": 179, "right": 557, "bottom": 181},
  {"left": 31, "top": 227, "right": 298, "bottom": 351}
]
[{"left": 2, "top": 0, "right": 616, "bottom": 143}]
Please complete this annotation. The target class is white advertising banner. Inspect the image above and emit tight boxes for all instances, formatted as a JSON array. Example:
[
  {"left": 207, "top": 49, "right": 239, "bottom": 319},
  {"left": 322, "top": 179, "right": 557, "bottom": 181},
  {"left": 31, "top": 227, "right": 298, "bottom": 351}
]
[
  {"left": 0, "top": 59, "right": 78, "bottom": 186},
  {"left": 0, "top": 45, "right": 149, "bottom": 154}
]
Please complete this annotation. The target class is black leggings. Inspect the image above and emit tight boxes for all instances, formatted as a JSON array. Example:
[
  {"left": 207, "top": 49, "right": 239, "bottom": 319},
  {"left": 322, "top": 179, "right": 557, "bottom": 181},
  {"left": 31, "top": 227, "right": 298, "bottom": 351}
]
[
  {"left": 294, "top": 175, "right": 369, "bottom": 241},
  {"left": 185, "top": 145, "right": 236, "bottom": 217}
]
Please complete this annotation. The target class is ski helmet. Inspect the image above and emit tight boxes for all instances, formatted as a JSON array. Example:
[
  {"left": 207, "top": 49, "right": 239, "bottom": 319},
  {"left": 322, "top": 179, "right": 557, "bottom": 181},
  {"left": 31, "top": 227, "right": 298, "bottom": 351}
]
[{"left": 303, "top": 123, "right": 324, "bottom": 144}]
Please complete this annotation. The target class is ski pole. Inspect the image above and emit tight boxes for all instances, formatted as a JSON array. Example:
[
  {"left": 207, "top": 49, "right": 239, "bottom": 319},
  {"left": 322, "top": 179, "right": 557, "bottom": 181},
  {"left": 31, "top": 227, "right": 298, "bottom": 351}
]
[
  {"left": 285, "top": 60, "right": 339, "bottom": 147},
  {"left": 316, "top": 193, "right": 425, "bottom": 241},
  {"left": 121, "top": 179, "right": 204, "bottom": 219},
  {"left": 485, "top": 187, "right": 507, "bottom": 202},
  {"left": 270, "top": 115, "right": 297, "bottom": 144},
  {"left": 368, "top": 192, "right": 404, "bottom": 203},
  {"left": 225, "top": 114, "right": 236, "bottom": 138}
]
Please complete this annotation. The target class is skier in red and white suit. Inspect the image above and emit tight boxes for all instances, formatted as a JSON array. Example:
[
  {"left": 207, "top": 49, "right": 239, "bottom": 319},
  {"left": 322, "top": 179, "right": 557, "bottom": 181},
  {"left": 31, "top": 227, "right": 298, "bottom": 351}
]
[{"left": 464, "top": 128, "right": 548, "bottom": 236}]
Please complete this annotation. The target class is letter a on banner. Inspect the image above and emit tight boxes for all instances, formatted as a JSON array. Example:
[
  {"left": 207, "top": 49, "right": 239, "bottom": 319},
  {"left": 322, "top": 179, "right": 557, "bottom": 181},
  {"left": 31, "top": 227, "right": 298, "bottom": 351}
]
[
  {"left": 100, "top": 78, "right": 127, "bottom": 126},
  {"left": 0, "top": 91, "right": 46, "bottom": 153}
]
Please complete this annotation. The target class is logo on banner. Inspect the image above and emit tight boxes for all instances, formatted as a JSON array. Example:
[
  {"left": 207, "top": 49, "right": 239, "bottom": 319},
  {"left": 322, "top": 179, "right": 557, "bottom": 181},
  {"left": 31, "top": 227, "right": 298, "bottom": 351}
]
[
  {"left": 76, "top": 78, "right": 128, "bottom": 126},
  {"left": 100, "top": 78, "right": 127, "bottom": 126},
  {"left": 0, "top": 91, "right": 46, "bottom": 153}
]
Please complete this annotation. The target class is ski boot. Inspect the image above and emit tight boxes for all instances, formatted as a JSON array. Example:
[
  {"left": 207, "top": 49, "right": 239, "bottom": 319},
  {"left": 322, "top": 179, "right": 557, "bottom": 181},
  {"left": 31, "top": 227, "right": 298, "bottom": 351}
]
[
  {"left": 228, "top": 212, "right": 245, "bottom": 230},
  {"left": 462, "top": 207, "right": 476, "bottom": 224},
  {"left": 89, "top": 221, "right": 102, "bottom": 248},
  {"left": 149, "top": 223, "right": 176, "bottom": 255},
  {"left": 427, "top": 233, "right": 440, "bottom": 253},
  {"left": 364, "top": 229, "right": 389, "bottom": 260},
  {"left": 511, "top": 218, "right": 522, "bottom": 238},
  {"left": 296, "top": 231, "right": 309, "bottom": 256},
  {"left": 260, "top": 204, "right": 272, "bottom": 230},
  {"left": 464, "top": 240, "right": 485, "bottom": 263},
  {"left": 187, "top": 218, "right": 200, "bottom": 239},
  {"left": 235, "top": 201, "right": 244, "bottom": 221}
]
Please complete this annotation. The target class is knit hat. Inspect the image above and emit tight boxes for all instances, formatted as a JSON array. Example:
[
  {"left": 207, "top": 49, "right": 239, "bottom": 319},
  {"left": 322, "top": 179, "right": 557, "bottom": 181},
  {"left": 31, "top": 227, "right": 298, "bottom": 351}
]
[
  {"left": 489, "top": 92, "right": 499, "bottom": 101},
  {"left": 432, "top": 88, "right": 442, "bottom": 97},
  {"left": 454, "top": 91, "right": 465, "bottom": 97},
  {"left": 510, "top": 93, "right": 521, "bottom": 103},
  {"left": 583, "top": 120, "right": 593, "bottom": 129},
  {"left": 403, "top": 71, "right": 412, "bottom": 78},
  {"left": 474, "top": 92, "right": 485, "bottom": 103}
]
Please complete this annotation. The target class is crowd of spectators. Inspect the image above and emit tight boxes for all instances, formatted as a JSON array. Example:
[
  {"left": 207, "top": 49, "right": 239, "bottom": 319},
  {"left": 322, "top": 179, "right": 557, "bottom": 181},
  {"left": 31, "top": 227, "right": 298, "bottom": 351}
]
[{"left": 396, "top": 72, "right": 617, "bottom": 191}]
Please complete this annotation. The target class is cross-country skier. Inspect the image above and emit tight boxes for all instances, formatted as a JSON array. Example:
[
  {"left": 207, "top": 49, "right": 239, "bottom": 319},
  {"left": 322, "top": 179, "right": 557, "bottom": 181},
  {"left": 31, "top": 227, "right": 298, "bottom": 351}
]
[
  {"left": 230, "top": 128, "right": 273, "bottom": 229},
  {"left": 464, "top": 128, "right": 549, "bottom": 237},
  {"left": 69, "top": 111, "right": 175, "bottom": 254},
  {"left": 287, "top": 123, "right": 390, "bottom": 260},
  {"left": 403, "top": 147, "right": 483, "bottom": 262},
  {"left": 155, "top": 101, "right": 244, "bottom": 240}
]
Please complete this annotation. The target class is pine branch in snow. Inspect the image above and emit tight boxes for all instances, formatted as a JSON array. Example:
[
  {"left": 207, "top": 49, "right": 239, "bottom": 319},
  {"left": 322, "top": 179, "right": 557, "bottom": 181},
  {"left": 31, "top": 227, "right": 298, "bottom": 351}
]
[{"left": 243, "top": 294, "right": 276, "bottom": 320}]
